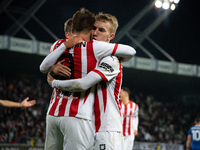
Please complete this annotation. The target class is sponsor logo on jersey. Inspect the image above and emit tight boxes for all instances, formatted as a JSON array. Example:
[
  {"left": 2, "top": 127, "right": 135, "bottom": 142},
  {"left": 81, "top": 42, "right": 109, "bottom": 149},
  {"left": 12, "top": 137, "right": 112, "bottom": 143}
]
[{"left": 99, "top": 62, "right": 114, "bottom": 73}]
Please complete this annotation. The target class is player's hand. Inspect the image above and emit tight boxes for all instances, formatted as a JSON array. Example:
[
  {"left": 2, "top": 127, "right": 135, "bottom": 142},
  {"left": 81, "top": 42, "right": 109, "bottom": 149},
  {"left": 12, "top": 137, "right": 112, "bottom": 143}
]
[
  {"left": 134, "top": 130, "right": 138, "bottom": 136},
  {"left": 51, "top": 59, "right": 71, "bottom": 77},
  {"left": 21, "top": 97, "right": 36, "bottom": 107},
  {"left": 64, "top": 35, "right": 84, "bottom": 48},
  {"left": 47, "top": 73, "right": 55, "bottom": 87}
]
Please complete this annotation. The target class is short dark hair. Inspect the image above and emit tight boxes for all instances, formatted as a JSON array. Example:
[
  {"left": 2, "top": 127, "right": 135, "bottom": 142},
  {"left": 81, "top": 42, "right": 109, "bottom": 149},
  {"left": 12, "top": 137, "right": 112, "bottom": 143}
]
[
  {"left": 121, "top": 87, "right": 131, "bottom": 96},
  {"left": 64, "top": 18, "right": 73, "bottom": 33},
  {"left": 72, "top": 8, "right": 95, "bottom": 33},
  {"left": 195, "top": 117, "right": 200, "bottom": 124}
]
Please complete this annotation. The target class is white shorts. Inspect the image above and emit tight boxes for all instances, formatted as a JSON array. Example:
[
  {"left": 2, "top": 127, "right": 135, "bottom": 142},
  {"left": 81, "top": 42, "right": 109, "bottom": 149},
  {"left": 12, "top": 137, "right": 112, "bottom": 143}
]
[
  {"left": 45, "top": 115, "right": 94, "bottom": 150},
  {"left": 124, "top": 134, "right": 135, "bottom": 150},
  {"left": 94, "top": 131, "right": 124, "bottom": 150}
]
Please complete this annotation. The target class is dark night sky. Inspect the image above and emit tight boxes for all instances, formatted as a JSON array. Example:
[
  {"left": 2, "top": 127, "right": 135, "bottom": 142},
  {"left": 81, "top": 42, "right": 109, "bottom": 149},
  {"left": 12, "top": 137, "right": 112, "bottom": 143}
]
[{"left": 1, "top": 0, "right": 200, "bottom": 65}]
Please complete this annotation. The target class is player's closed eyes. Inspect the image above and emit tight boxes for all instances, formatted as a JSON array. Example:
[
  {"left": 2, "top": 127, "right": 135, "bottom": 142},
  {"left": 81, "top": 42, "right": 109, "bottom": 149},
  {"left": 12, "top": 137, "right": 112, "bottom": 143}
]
[
  {"left": 92, "top": 26, "right": 96, "bottom": 30},
  {"left": 99, "top": 28, "right": 105, "bottom": 32}
]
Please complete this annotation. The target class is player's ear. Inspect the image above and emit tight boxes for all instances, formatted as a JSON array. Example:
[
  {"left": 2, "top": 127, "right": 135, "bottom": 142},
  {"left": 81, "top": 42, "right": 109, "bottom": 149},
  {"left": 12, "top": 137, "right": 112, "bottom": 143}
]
[
  {"left": 108, "top": 33, "right": 115, "bottom": 41},
  {"left": 65, "top": 32, "right": 70, "bottom": 38}
]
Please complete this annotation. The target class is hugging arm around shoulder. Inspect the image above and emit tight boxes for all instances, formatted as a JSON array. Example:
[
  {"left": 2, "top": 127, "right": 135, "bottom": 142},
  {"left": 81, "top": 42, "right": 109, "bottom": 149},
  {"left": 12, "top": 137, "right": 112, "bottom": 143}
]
[
  {"left": 39, "top": 43, "right": 66, "bottom": 74},
  {"left": 94, "top": 41, "right": 136, "bottom": 62},
  {"left": 114, "top": 44, "right": 136, "bottom": 62}
]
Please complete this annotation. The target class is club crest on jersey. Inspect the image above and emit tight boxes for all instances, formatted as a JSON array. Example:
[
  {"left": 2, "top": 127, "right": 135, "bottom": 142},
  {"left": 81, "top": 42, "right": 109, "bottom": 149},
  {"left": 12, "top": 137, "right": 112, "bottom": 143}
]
[
  {"left": 99, "top": 144, "right": 106, "bottom": 150},
  {"left": 99, "top": 62, "right": 114, "bottom": 73}
]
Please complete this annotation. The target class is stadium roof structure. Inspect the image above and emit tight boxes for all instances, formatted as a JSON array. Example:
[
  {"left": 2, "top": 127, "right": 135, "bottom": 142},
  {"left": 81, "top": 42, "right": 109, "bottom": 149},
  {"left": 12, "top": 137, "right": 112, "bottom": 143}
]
[
  {"left": 1, "top": 0, "right": 200, "bottom": 99},
  {"left": 0, "top": 0, "right": 200, "bottom": 77}
]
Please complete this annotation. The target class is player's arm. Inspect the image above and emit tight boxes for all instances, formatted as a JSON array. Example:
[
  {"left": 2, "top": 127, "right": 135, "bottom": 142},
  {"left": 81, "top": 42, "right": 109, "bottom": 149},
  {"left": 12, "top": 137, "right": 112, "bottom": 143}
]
[
  {"left": 133, "top": 117, "right": 139, "bottom": 136},
  {"left": 186, "top": 134, "right": 191, "bottom": 150},
  {"left": 113, "top": 44, "right": 136, "bottom": 62},
  {"left": 48, "top": 71, "right": 102, "bottom": 92},
  {"left": 47, "top": 56, "right": 120, "bottom": 92},
  {"left": 94, "top": 41, "right": 136, "bottom": 62},
  {"left": 50, "top": 41, "right": 71, "bottom": 77},
  {"left": 133, "top": 105, "right": 139, "bottom": 135},
  {"left": 40, "top": 43, "right": 67, "bottom": 74},
  {"left": 0, "top": 97, "right": 36, "bottom": 108},
  {"left": 39, "top": 36, "right": 83, "bottom": 74}
]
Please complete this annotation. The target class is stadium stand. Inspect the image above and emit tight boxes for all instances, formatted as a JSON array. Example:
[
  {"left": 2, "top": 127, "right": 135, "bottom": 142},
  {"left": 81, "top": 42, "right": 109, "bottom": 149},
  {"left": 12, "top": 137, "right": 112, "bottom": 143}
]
[{"left": 0, "top": 72, "right": 199, "bottom": 146}]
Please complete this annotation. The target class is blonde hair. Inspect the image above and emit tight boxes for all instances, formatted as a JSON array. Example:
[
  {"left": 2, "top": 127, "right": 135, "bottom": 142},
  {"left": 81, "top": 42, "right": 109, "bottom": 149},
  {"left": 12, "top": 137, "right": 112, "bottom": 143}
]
[
  {"left": 64, "top": 18, "right": 73, "bottom": 33},
  {"left": 95, "top": 13, "right": 119, "bottom": 34}
]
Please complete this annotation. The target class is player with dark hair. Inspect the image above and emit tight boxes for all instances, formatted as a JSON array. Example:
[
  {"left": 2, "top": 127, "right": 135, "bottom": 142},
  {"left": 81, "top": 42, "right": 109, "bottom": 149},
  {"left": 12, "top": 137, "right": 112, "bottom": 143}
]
[
  {"left": 40, "top": 8, "right": 136, "bottom": 150},
  {"left": 121, "top": 87, "right": 139, "bottom": 150},
  {"left": 186, "top": 117, "right": 200, "bottom": 150},
  {"left": 0, "top": 97, "right": 36, "bottom": 107}
]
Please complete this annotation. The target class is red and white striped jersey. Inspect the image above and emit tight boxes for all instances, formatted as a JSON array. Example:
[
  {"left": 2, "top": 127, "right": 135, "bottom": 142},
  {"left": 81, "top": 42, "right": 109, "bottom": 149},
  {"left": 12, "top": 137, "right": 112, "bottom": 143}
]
[
  {"left": 92, "top": 56, "right": 123, "bottom": 132},
  {"left": 121, "top": 101, "right": 139, "bottom": 136},
  {"left": 46, "top": 39, "right": 134, "bottom": 121},
  {"left": 50, "top": 38, "right": 68, "bottom": 53}
]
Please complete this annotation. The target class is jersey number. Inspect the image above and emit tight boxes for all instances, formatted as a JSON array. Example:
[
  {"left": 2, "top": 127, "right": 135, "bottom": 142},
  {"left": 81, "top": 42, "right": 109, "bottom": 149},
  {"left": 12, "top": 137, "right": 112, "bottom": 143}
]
[{"left": 192, "top": 130, "right": 200, "bottom": 141}]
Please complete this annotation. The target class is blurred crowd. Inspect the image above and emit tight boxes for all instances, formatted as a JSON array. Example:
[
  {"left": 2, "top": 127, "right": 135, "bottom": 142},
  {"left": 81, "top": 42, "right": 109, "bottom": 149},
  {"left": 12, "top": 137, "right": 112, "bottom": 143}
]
[
  {"left": 0, "top": 75, "right": 51, "bottom": 145},
  {"left": 131, "top": 89, "right": 198, "bottom": 145},
  {"left": 0, "top": 74, "right": 198, "bottom": 145}
]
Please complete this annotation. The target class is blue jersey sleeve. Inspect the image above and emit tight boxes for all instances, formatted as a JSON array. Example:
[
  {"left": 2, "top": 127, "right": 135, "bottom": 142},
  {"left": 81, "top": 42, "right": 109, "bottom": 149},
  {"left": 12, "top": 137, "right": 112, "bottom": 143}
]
[{"left": 188, "top": 128, "right": 192, "bottom": 135}]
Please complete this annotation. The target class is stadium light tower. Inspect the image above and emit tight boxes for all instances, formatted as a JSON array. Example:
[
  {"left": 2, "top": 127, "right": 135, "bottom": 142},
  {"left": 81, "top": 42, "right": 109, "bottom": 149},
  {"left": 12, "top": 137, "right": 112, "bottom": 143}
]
[
  {"left": 113, "top": 0, "right": 178, "bottom": 63},
  {"left": 154, "top": 0, "right": 180, "bottom": 10}
]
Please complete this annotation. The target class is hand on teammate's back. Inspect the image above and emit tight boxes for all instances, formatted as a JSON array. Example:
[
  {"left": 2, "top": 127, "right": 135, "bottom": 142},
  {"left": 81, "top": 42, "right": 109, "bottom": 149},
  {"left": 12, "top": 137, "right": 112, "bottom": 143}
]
[
  {"left": 51, "top": 60, "right": 71, "bottom": 77},
  {"left": 64, "top": 35, "right": 84, "bottom": 48},
  {"left": 134, "top": 130, "right": 138, "bottom": 136}
]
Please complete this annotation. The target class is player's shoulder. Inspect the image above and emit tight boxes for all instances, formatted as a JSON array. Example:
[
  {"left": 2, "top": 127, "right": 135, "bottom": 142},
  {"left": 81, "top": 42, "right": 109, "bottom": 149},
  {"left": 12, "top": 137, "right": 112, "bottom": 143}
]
[
  {"left": 55, "top": 38, "right": 68, "bottom": 46},
  {"left": 50, "top": 38, "right": 68, "bottom": 52},
  {"left": 99, "top": 56, "right": 119, "bottom": 69},
  {"left": 131, "top": 101, "right": 139, "bottom": 107},
  {"left": 191, "top": 125, "right": 200, "bottom": 130},
  {"left": 52, "top": 38, "right": 67, "bottom": 46}
]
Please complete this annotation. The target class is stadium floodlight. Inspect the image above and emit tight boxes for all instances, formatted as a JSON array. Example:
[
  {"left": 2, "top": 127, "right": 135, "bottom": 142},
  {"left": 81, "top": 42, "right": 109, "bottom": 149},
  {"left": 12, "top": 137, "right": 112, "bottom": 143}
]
[
  {"left": 155, "top": 0, "right": 162, "bottom": 8},
  {"left": 170, "top": 4, "right": 176, "bottom": 10},
  {"left": 174, "top": 0, "right": 180, "bottom": 4},
  {"left": 163, "top": 1, "right": 170, "bottom": 9},
  {"left": 154, "top": 0, "right": 180, "bottom": 10}
]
